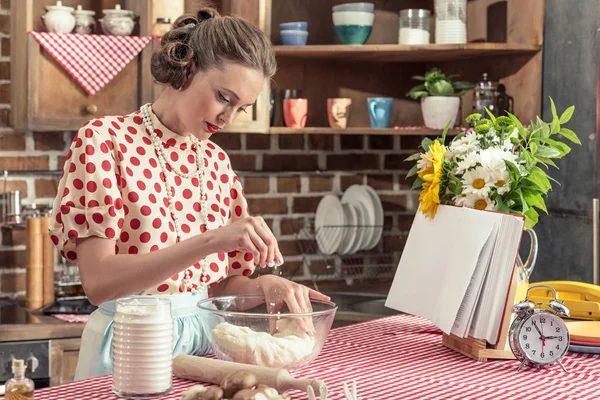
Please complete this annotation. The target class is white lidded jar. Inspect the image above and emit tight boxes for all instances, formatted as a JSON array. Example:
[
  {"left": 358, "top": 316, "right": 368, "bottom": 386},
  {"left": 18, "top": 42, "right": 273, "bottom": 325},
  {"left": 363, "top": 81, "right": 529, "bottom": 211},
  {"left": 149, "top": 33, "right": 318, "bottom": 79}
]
[
  {"left": 73, "top": 5, "right": 96, "bottom": 35},
  {"left": 41, "top": 1, "right": 75, "bottom": 34},
  {"left": 112, "top": 297, "right": 173, "bottom": 398}
]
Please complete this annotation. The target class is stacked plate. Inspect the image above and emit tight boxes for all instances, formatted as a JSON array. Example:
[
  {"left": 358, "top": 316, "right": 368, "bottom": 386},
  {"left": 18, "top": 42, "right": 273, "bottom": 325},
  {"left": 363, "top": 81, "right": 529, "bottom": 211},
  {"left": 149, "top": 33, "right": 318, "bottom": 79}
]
[
  {"left": 315, "top": 184, "right": 383, "bottom": 255},
  {"left": 567, "top": 321, "right": 600, "bottom": 354}
]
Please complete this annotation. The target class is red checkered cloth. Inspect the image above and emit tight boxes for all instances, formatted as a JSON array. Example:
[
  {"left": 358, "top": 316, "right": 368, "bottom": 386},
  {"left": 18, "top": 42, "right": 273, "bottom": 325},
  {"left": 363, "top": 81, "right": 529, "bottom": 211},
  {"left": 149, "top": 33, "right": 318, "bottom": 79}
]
[
  {"left": 51, "top": 314, "right": 89, "bottom": 323},
  {"left": 11, "top": 315, "right": 600, "bottom": 400},
  {"left": 30, "top": 32, "right": 152, "bottom": 96}
]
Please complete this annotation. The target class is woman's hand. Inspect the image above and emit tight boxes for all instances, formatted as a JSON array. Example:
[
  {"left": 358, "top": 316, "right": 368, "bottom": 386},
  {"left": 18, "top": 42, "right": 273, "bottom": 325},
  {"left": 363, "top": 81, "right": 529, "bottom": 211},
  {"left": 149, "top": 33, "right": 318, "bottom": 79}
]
[
  {"left": 257, "top": 274, "right": 331, "bottom": 335},
  {"left": 208, "top": 216, "right": 283, "bottom": 268}
]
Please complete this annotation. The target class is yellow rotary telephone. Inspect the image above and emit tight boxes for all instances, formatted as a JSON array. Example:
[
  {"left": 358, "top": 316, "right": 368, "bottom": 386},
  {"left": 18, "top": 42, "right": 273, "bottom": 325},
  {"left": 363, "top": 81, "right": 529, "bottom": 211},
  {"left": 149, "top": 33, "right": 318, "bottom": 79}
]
[{"left": 527, "top": 281, "right": 600, "bottom": 321}]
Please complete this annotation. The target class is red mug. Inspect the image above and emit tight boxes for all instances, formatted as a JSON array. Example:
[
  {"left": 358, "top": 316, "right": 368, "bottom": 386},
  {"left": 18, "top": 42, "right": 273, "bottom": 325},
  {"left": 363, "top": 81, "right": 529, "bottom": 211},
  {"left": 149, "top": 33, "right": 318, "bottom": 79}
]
[{"left": 283, "top": 98, "right": 308, "bottom": 128}]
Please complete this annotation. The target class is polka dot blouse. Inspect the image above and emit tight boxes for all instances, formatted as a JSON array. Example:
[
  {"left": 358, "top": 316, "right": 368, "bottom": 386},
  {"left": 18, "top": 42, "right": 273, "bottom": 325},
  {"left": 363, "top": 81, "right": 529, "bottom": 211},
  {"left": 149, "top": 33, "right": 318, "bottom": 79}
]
[{"left": 49, "top": 105, "right": 255, "bottom": 295}]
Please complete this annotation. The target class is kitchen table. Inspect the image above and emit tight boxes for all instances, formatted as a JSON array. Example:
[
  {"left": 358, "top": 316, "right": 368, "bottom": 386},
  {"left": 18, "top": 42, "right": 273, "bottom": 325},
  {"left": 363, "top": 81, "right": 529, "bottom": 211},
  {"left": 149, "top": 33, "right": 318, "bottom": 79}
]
[{"left": 7, "top": 314, "right": 600, "bottom": 400}]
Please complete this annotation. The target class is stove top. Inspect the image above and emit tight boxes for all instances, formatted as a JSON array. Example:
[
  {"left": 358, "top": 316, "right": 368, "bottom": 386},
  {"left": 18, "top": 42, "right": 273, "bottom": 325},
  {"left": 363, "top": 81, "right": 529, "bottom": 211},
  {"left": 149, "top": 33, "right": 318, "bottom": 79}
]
[
  {"left": 41, "top": 297, "right": 97, "bottom": 315},
  {"left": 0, "top": 301, "right": 41, "bottom": 324}
]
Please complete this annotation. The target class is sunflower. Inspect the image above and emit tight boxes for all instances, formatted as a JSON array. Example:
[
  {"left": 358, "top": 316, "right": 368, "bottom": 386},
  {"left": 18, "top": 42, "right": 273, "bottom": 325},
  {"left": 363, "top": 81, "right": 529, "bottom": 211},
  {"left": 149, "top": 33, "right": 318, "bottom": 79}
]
[{"left": 418, "top": 140, "right": 446, "bottom": 219}]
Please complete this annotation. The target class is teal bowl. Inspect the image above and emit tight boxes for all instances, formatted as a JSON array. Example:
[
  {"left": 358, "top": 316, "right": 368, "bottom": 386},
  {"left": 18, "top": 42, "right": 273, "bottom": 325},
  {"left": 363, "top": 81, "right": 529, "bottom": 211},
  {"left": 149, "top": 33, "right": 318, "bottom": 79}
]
[{"left": 334, "top": 24, "right": 372, "bottom": 45}]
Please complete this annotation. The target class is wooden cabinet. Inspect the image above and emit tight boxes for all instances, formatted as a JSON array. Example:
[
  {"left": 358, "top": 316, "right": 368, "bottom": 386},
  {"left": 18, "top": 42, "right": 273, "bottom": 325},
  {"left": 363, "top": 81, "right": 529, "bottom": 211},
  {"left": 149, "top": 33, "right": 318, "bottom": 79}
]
[
  {"left": 11, "top": 0, "right": 545, "bottom": 135},
  {"left": 266, "top": 0, "right": 545, "bottom": 135},
  {"left": 11, "top": 0, "right": 266, "bottom": 132},
  {"left": 49, "top": 338, "right": 80, "bottom": 386}
]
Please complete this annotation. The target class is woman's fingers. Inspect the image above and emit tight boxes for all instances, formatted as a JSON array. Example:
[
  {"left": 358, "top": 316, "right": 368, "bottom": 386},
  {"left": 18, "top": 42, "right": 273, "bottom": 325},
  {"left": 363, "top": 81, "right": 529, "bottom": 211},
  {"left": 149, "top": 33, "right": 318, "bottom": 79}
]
[
  {"left": 247, "top": 227, "right": 268, "bottom": 268},
  {"left": 283, "top": 289, "right": 312, "bottom": 334},
  {"left": 254, "top": 217, "right": 283, "bottom": 267},
  {"left": 265, "top": 296, "right": 284, "bottom": 335},
  {"left": 295, "top": 287, "right": 316, "bottom": 335},
  {"left": 308, "top": 288, "right": 331, "bottom": 302}
]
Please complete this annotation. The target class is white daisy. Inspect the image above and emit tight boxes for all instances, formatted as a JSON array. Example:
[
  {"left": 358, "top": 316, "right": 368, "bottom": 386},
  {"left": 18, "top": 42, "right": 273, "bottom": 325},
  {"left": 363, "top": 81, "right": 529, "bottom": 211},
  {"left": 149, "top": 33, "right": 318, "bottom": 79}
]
[
  {"left": 502, "top": 138, "right": 513, "bottom": 152},
  {"left": 491, "top": 169, "right": 510, "bottom": 195},
  {"left": 449, "top": 132, "right": 480, "bottom": 155},
  {"left": 454, "top": 193, "right": 495, "bottom": 211},
  {"left": 462, "top": 167, "right": 493, "bottom": 196},
  {"left": 478, "top": 147, "right": 517, "bottom": 171},
  {"left": 455, "top": 152, "right": 480, "bottom": 174},
  {"left": 416, "top": 151, "right": 432, "bottom": 171}
]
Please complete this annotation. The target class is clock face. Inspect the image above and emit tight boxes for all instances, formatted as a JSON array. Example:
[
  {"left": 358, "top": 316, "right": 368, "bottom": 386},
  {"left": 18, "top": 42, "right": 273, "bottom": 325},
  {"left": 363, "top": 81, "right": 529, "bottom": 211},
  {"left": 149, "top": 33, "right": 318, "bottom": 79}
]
[{"left": 518, "top": 312, "right": 569, "bottom": 365}]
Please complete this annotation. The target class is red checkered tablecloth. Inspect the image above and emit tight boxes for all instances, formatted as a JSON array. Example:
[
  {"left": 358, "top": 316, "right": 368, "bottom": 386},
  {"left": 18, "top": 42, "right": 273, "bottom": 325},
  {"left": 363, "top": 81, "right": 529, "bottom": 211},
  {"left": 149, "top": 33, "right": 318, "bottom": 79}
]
[
  {"left": 30, "top": 32, "right": 152, "bottom": 96},
  {"left": 8, "top": 315, "right": 600, "bottom": 400},
  {"left": 51, "top": 314, "right": 89, "bottom": 323}
]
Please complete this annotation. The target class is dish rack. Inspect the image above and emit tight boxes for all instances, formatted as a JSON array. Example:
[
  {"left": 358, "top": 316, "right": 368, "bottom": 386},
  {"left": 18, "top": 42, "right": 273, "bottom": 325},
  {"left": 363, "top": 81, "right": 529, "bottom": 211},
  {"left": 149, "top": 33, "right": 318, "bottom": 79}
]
[{"left": 291, "top": 223, "right": 400, "bottom": 291}]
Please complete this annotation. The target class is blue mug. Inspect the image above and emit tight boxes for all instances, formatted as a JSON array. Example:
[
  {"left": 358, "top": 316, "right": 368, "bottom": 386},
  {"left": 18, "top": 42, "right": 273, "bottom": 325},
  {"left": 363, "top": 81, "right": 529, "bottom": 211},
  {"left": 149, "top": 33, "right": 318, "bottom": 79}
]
[{"left": 367, "top": 97, "right": 393, "bottom": 128}]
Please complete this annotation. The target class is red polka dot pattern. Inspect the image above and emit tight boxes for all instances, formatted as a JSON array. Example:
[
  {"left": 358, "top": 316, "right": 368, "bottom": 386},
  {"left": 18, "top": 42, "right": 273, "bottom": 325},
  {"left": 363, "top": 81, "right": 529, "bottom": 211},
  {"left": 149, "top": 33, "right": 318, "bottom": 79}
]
[{"left": 48, "top": 110, "right": 255, "bottom": 295}]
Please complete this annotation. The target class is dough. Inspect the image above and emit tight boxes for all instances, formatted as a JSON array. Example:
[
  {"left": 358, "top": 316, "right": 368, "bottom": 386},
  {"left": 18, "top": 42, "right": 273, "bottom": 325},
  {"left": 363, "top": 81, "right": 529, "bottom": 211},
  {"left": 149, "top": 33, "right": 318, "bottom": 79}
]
[{"left": 212, "top": 319, "right": 315, "bottom": 368}]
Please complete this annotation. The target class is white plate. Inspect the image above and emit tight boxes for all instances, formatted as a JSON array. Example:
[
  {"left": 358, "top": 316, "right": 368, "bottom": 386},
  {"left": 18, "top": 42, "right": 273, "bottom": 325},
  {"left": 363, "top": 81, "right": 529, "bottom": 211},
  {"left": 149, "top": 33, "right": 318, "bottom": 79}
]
[
  {"left": 341, "top": 185, "right": 376, "bottom": 250},
  {"left": 349, "top": 201, "right": 369, "bottom": 253},
  {"left": 362, "top": 185, "right": 384, "bottom": 249},
  {"left": 337, "top": 202, "right": 358, "bottom": 255},
  {"left": 315, "top": 195, "right": 344, "bottom": 255}
]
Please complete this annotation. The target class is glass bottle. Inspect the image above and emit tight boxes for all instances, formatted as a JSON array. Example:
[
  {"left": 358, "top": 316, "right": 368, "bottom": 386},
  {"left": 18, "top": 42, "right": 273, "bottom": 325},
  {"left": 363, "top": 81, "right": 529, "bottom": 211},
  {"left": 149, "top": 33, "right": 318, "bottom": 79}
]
[
  {"left": 472, "top": 73, "right": 498, "bottom": 116},
  {"left": 5, "top": 359, "right": 34, "bottom": 400}
]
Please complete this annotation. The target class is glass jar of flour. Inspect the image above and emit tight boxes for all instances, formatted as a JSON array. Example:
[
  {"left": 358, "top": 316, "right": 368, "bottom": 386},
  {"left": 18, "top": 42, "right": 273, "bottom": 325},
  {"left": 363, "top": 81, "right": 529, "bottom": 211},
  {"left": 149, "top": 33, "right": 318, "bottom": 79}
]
[
  {"left": 112, "top": 297, "right": 173, "bottom": 398},
  {"left": 398, "top": 9, "right": 431, "bottom": 45}
]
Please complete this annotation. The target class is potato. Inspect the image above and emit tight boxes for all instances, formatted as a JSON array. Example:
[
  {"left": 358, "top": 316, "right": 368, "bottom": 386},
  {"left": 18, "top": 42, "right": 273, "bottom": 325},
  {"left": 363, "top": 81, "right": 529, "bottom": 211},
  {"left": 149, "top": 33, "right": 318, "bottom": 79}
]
[
  {"left": 181, "top": 385, "right": 207, "bottom": 400},
  {"left": 220, "top": 370, "right": 258, "bottom": 399},
  {"left": 200, "top": 386, "right": 224, "bottom": 400}
]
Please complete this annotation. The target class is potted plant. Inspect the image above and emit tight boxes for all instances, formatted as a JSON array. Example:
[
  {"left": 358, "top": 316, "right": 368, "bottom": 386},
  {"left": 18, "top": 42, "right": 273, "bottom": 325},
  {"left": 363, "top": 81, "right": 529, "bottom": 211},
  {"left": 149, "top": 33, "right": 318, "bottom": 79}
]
[{"left": 407, "top": 68, "right": 473, "bottom": 129}]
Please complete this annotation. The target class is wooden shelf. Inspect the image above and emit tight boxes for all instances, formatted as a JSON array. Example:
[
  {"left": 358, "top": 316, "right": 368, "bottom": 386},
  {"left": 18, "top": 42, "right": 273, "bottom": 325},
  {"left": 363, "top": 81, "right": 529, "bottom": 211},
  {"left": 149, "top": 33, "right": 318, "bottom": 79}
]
[
  {"left": 268, "top": 127, "right": 464, "bottom": 135},
  {"left": 273, "top": 43, "right": 541, "bottom": 63}
]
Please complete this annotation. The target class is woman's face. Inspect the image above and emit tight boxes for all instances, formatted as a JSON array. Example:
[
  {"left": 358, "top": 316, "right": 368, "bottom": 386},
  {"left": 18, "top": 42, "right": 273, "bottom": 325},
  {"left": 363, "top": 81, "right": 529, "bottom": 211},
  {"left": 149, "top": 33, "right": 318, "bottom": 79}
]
[{"left": 176, "top": 62, "right": 264, "bottom": 140}]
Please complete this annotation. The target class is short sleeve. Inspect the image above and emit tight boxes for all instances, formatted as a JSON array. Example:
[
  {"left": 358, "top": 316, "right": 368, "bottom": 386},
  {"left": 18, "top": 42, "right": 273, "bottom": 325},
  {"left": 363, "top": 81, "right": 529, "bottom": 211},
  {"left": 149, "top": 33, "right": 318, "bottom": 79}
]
[
  {"left": 49, "top": 122, "right": 125, "bottom": 262},
  {"left": 226, "top": 173, "right": 255, "bottom": 277}
]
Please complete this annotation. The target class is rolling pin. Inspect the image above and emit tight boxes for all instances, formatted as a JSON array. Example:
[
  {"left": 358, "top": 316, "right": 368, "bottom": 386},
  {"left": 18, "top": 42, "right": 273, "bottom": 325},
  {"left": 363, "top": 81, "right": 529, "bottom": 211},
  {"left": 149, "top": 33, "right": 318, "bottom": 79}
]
[{"left": 173, "top": 355, "right": 327, "bottom": 395}]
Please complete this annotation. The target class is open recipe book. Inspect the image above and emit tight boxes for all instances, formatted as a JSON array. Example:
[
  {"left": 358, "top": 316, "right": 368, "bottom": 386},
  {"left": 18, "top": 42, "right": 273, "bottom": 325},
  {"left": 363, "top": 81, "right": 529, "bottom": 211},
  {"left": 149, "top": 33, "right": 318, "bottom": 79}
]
[{"left": 385, "top": 205, "right": 525, "bottom": 344}]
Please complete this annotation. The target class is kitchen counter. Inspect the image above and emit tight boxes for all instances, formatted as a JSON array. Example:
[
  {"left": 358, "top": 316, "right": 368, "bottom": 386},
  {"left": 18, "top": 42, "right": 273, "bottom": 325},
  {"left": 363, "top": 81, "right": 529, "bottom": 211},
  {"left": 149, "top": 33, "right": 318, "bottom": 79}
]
[
  {"left": 0, "top": 308, "right": 85, "bottom": 342},
  {"left": 16, "top": 314, "right": 600, "bottom": 400}
]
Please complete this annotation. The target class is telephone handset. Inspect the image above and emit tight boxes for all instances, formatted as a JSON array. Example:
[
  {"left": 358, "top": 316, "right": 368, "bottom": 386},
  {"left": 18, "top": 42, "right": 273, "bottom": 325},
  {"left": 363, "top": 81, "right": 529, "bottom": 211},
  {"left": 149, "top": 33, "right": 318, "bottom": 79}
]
[{"left": 527, "top": 281, "right": 600, "bottom": 321}]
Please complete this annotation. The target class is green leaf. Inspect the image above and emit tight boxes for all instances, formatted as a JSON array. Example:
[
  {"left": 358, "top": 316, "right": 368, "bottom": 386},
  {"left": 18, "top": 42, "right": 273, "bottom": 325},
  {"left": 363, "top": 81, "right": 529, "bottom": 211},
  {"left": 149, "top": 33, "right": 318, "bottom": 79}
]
[
  {"left": 534, "top": 156, "right": 559, "bottom": 169},
  {"left": 550, "top": 118, "right": 560, "bottom": 135},
  {"left": 534, "top": 145, "right": 562, "bottom": 158},
  {"left": 518, "top": 189, "right": 529, "bottom": 214},
  {"left": 537, "top": 117, "right": 550, "bottom": 138},
  {"left": 523, "top": 191, "right": 548, "bottom": 214},
  {"left": 407, "top": 163, "right": 419, "bottom": 178},
  {"left": 559, "top": 127, "right": 581, "bottom": 145},
  {"left": 407, "top": 90, "right": 429, "bottom": 100},
  {"left": 429, "top": 80, "right": 454, "bottom": 96},
  {"left": 537, "top": 138, "right": 571, "bottom": 157},
  {"left": 411, "top": 176, "right": 424, "bottom": 190},
  {"left": 485, "top": 108, "right": 497, "bottom": 123},
  {"left": 452, "top": 81, "right": 474, "bottom": 90},
  {"left": 421, "top": 137, "right": 434, "bottom": 151},
  {"left": 529, "top": 166, "right": 553, "bottom": 193},
  {"left": 441, "top": 120, "right": 452, "bottom": 144},
  {"left": 550, "top": 97, "right": 559, "bottom": 121},
  {"left": 524, "top": 207, "right": 539, "bottom": 229},
  {"left": 530, "top": 141, "right": 538, "bottom": 155},
  {"left": 412, "top": 75, "right": 426, "bottom": 81},
  {"left": 506, "top": 112, "right": 527, "bottom": 138},
  {"left": 559, "top": 105, "right": 575, "bottom": 124},
  {"left": 404, "top": 152, "right": 423, "bottom": 162}
]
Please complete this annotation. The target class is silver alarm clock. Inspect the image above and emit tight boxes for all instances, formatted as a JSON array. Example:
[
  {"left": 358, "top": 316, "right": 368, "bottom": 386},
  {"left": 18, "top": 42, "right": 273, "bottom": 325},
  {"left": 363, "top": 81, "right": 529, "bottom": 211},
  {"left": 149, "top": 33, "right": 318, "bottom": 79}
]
[{"left": 509, "top": 285, "right": 571, "bottom": 372}]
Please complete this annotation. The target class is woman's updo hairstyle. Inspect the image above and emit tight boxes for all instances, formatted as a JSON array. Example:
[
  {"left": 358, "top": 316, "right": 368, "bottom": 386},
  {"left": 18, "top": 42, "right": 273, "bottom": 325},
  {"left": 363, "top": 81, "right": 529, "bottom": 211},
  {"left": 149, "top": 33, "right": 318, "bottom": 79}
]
[{"left": 151, "top": 7, "right": 276, "bottom": 90}]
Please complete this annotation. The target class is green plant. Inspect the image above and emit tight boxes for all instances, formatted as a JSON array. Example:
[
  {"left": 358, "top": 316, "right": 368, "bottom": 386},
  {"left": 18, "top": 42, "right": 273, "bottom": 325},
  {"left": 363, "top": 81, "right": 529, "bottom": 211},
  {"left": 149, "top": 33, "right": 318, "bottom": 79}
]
[
  {"left": 406, "top": 68, "right": 474, "bottom": 100},
  {"left": 405, "top": 97, "right": 581, "bottom": 229}
]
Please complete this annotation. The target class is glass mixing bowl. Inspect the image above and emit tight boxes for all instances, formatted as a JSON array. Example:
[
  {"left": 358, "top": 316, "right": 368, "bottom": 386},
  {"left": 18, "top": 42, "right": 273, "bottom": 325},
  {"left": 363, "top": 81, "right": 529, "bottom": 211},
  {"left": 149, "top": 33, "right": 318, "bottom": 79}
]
[{"left": 197, "top": 295, "right": 337, "bottom": 371}]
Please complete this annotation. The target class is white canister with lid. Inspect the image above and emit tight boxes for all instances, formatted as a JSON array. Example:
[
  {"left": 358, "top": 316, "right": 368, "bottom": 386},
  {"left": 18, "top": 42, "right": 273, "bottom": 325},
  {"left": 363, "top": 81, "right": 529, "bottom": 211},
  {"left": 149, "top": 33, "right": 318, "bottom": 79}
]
[
  {"left": 41, "top": 1, "right": 75, "bottom": 34},
  {"left": 112, "top": 297, "right": 174, "bottom": 398},
  {"left": 100, "top": 4, "right": 136, "bottom": 36},
  {"left": 73, "top": 5, "right": 96, "bottom": 35}
]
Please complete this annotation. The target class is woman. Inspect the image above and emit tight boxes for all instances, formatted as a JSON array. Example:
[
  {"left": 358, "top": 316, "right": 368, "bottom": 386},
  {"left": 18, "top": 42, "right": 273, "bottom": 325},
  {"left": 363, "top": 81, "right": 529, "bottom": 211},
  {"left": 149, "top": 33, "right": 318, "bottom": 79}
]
[{"left": 49, "top": 7, "right": 329, "bottom": 380}]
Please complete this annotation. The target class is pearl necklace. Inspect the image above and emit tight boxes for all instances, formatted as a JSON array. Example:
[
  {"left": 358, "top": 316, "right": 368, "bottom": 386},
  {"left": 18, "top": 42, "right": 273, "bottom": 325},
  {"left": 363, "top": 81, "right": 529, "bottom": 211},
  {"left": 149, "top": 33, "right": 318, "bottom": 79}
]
[{"left": 141, "top": 103, "right": 210, "bottom": 293}]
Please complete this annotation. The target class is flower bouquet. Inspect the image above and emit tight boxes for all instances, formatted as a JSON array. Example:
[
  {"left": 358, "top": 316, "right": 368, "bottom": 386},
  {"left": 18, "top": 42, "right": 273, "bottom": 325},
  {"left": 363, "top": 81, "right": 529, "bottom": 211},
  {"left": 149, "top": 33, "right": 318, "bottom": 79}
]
[{"left": 407, "top": 98, "right": 580, "bottom": 229}]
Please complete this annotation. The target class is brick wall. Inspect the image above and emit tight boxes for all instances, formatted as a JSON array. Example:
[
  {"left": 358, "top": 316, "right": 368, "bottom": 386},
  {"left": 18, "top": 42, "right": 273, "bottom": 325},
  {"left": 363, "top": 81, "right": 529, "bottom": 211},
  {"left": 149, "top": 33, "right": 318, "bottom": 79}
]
[{"left": 0, "top": 0, "right": 420, "bottom": 299}]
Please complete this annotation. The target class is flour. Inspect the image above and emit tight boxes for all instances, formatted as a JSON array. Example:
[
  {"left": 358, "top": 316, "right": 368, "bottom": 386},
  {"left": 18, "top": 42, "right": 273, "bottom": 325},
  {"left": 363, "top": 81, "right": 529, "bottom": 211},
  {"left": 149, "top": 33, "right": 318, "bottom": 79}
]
[{"left": 212, "top": 319, "right": 315, "bottom": 368}]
